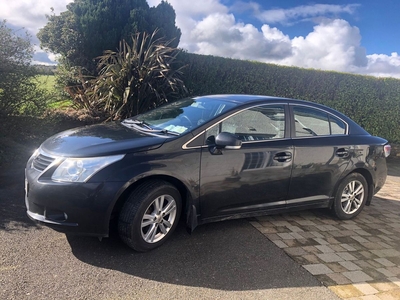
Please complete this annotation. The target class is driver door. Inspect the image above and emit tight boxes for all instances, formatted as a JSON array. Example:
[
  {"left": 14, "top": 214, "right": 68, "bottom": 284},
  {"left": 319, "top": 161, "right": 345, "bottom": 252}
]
[{"left": 199, "top": 104, "right": 293, "bottom": 220}]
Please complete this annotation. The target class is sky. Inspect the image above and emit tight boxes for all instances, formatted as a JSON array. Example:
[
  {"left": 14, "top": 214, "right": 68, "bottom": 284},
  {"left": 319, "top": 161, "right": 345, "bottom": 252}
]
[{"left": 2, "top": 0, "right": 400, "bottom": 78}]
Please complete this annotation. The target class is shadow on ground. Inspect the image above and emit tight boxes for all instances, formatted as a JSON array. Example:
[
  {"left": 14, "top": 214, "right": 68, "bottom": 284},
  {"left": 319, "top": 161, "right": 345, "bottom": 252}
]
[{"left": 66, "top": 218, "right": 322, "bottom": 291}]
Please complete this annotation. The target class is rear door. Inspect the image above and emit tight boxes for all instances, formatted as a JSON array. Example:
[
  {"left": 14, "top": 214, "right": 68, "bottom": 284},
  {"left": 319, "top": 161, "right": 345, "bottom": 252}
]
[{"left": 288, "top": 104, "right": 352, "bottom": 205}]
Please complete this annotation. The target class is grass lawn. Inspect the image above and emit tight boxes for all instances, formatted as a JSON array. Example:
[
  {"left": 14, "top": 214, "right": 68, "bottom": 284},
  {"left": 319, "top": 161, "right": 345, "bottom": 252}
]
[{"left": 34, "top": 75, "right": 73, "bottom": 109}]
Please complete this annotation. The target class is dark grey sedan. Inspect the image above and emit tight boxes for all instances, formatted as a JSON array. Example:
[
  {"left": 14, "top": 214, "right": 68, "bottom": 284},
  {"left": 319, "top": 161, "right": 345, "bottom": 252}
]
[{"left": 25, "top": 95, "right": 391, "bottom": 251}]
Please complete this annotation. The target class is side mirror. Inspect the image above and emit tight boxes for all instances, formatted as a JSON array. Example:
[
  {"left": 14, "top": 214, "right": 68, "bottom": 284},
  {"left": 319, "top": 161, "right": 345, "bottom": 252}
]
[{"left": 215, "top": 132, "right": 242, "bottom": 149}]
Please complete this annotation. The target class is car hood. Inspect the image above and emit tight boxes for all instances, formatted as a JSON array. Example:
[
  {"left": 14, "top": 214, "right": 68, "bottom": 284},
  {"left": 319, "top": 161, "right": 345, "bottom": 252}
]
[{"left": 40, "top": 122, "right": 167, "bottom": 157}]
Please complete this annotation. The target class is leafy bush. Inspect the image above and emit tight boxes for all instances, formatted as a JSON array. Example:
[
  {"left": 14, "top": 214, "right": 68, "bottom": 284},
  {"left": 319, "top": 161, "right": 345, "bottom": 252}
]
[
  {"left": 67, "top": 31, "right": 187, "bottom": 120},
  {"left": 179, "top": 52, "right": 400, "bottom": 143},
  {"left": 0, "top": 20, "right": 53, "bottom": 117}
]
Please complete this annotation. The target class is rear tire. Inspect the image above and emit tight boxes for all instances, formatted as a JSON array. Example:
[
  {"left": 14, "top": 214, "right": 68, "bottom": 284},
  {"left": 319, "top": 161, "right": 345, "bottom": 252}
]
[
  {"left": 333, "top": 173, "right": 368, "bottom": 220},
  {"left": 118, "top": 180, "right": 182, "bottom": 252}
]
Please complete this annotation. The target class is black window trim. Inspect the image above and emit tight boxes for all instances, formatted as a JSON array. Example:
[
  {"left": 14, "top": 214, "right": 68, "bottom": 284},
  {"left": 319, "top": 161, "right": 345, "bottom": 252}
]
[{"left": 289, "top": 103, "right": 349, "bottom": 139}]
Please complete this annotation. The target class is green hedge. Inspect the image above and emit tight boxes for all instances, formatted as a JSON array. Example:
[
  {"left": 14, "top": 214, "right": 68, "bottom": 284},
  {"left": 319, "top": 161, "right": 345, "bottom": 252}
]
[{"left": 179, "top": 52, "right": 400, "bottom": 143}]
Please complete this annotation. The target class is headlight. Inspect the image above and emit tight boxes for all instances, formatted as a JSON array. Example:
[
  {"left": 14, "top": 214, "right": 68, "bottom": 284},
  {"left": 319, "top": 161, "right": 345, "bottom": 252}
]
[{"left": 51, "top": 155, "right": 125, "bottom": 182}]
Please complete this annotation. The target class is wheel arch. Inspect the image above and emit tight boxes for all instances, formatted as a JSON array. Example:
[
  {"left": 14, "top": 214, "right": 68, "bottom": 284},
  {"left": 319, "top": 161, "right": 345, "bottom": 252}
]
[
  {"left": 110, "top": 175, "right": 192, "bottom": 228},
  {"left": 330, "top": 168, "right": 374, "bottom": 208}
]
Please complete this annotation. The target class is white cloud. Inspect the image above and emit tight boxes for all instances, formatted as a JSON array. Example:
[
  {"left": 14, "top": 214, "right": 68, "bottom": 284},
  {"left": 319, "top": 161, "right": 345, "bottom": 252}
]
[
  {"left": 2, "top": 0, "right": 400, "bottom": 78},
  {"left": 365, "top": 53, "right": 400, "bottom": 78},
  {"left": 1, "top": 1, "right": 71, "bottom": 33},
  {"left": 188, "top": 13, "right": 292, "bottom": 60},
  {"left": 246, "top": 3, "right": 360, "bottom": 24},
  {"left": 278, "top": 19, "right": 368, "bottom": 72}
]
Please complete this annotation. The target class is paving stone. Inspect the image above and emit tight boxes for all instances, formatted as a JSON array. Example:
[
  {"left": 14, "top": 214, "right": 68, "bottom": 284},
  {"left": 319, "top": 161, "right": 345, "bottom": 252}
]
[
  {"left": 255, "top": 226, "right": 278, "bottom": 234},
  {"left": 341, "top": 243, "right": 357, "bottom": 251},
  {"left": 330, "top": 244, "right": 347, "bottom": 252},
  {"left": 276, "top": 226, "right": 291, "bottom": 233},
  {"left": 317, "top": 253, "right": 343, "bottom": 263},
  {"left": 359, "top": 251, "right": 379, "bottom": 259},
  {"left": 283, "top": 239, "right": 304, "bottom": 247},
  {"left": 354, "top": 229, "right": 372, "bottom": 236},
  {"left": 362, "top": 242, "right": 386, "bottom": 250},
  {"left": 313, "top": 237, "right": 329, "bottom": 245},
  {"left": 367, "top": 236, "right": 385, "bottom": 243},
  {"left": 326, "top": 237, "right": 340, "bottom": 244},
  {"left": 315, "top": 244, "right": 335, "bottom": 253},
  {"left": 374, "top": 289, "right": 400, "bottom": 300},
  {"left": 352, "top": 236, "right": 370, "bottom": 243},
  {"left": 339, "top": 261, "right": 362, "bottom": 271},
  {"left": 286, "top": 225, "right": 304, "bottom": 232},
  {"left": 265, "top": 233, "right": 280, "bottom": 241},
  {"left": 337, "top": 252, "right": 357, "bottom": 261},
  {"left": 315, "top": 274, "right": 338, "bottom": 287},
  {"left": 302, "top": 254, "right": 322, "bottom": 264},
  {"left": 378, "top": 242, "right": 392, "bottom": 249},
  {"left": 270, "top": 220, "right": 292, "bottom": 227},
  {"left": 298, "top": 231, "right": 315, "bottom": 239},
  {"left": 310, "top": 231, "right": 324, "bottom": 238},
  {"left": 375, "top": 258, "right": 396, "bottom": 267},
  {"left": 272, "top": 240, "right": 288, "bottom": 248},
  {"left": 249, "top": 221, "right": 263, "bottom": 229},
  {"left": 369, "top": 282, "right": 399, "bottom": 292},
  {"left": 376, "top": 268, "right": 396, "bottom": 277},
  {"left": 380, "top": 235, "right": 394, "bottom": 242},
  {"left": 320, "top": 219, "right": 339, "bottom": 225},
  {"left": 295, "top": 238, "right": 317, "bottom": 246},
  {"left": 342, "top": 271, "right": 373, "bottom": 283},
  {"left": 352, "top": 282, "right": 379, "bottom": 295},
  {"left": 371, "top": 249, "right": 400, "bottom": 258},
  {"left": 342, "top": 224, "right": 363, "bottom": 230},
  {"left": 326, "top": 272, "right": 352, "bottom": 285},
  {"left": 388, "top": 277, "right": 400, "bottom": 288},
  {"left": 289, "top": 232, "right": 305, "bottom": 240},
  {"left": 302, "top": 245, "right": 320, "bottom": 254},
  {"left": 367, "top": 259, "right": 386, "bottom": 268},
  {"left": 329, "top": 285, "right": 363, "bottom": 298},
  {"left": 386, "top": 267, "right": 400, "bottom": 276},
  {"left": 379, "top": 229, "right": 394, "bottom": 235},
  {"left": 326, "top": 262, "right": 348, "bottom": 273},
  {"left": 294, "top": 219, "right": 317, "bottom": 226},
  {"left": 362, "top": 268, "right": 390, "bottom": 281},
  {"left": 328, "top": 230, "right": 345, "bottom": 237},
  {"left": 302, "top": 263, "right": 333, "bottom": 275},
  {"left": 284, "top": 247, "right": 308, "bottom": 256},
  {"left": 277, "top": 232, "right": 295, "bottom": 240}
]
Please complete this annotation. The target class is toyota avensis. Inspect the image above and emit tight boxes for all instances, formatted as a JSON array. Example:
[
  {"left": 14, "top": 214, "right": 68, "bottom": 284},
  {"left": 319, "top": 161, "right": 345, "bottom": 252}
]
[{"left": 25, "top": 95, "right": 391, "bottom": 251}]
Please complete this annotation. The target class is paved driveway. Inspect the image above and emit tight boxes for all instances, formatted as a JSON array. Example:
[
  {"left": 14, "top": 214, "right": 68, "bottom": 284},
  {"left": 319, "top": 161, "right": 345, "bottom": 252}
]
[{"left": 250, "top": 158, "right": 400, "bottom": 299}]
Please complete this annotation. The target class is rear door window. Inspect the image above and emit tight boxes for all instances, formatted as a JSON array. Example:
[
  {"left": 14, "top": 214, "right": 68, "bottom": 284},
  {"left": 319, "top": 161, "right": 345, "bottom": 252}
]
[{"left": 293, "top": 106, "right": 346, "bottom": 137}]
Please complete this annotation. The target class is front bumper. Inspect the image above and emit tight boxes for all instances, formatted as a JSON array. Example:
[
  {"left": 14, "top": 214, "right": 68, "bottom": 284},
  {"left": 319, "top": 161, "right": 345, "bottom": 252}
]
[{"left": 25, "top": 166, "right": 126, "bottom": 237}]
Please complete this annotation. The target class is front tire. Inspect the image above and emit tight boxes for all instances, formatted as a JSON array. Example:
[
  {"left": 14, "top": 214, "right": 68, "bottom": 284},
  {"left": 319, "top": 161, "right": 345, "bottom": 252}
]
[
  {"left": 333, "top": 173, "right": 368, "bottom": 220},
  {"left": 118, "top": 180, "right": 182, "bottom": 252}
]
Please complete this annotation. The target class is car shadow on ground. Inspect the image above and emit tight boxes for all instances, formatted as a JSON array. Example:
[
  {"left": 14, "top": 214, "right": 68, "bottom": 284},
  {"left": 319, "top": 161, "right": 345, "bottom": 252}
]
[
  {"left": 0, "top": 165, "right": 42, "bottom": 231},
  {"left": 66, "top": 218, "right": 323, "bottom": 291}
]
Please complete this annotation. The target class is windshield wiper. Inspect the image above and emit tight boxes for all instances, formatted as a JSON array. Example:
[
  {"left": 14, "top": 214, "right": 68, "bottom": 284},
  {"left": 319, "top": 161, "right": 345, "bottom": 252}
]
[
  {"left": 160, "top": 130, "right": 180, "bottom": 136},
  {"left": 122, "top": 120, "right": 180, "bottom": 136},
  {"left": 122, "top": 119, "right": 153, "bottom": 130}
]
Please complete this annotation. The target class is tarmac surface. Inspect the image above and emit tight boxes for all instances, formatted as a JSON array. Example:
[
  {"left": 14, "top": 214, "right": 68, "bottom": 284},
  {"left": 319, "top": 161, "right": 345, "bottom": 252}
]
[{"left": 1, "top": 158, "right": 399, "bottom": 299}]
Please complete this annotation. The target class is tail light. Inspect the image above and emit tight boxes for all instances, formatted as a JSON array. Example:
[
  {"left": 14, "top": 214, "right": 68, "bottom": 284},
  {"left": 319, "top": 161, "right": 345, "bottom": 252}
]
[{"left": 384, "top": 144, "right": 391, "bottom": 158}]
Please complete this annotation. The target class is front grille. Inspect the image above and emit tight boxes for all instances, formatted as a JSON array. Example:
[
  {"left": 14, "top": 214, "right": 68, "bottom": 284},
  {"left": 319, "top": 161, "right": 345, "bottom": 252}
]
[{"left": 32, "top": 153, "right": 55, "bottom": 171}]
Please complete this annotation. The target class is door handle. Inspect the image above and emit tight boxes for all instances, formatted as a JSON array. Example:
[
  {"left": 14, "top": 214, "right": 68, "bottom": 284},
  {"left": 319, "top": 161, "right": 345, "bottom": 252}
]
[
  {"left": 336, "top": 148, "right": 349, "bottom": 158},
  {"left": 273, "top": 152, "right": 292, "bottom": 162}
]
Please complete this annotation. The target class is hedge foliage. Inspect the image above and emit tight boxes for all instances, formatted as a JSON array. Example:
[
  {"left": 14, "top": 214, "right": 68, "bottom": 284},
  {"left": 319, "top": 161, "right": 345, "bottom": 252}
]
[{"left": 179, "top": 52, "right": 400, "bottom": 143}]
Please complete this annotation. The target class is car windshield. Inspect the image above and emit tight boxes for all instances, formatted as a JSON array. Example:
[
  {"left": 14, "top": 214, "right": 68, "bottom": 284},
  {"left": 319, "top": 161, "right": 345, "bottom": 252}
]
[{"left": 121, "top": 97, "right": 237, "bottom": 135}]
